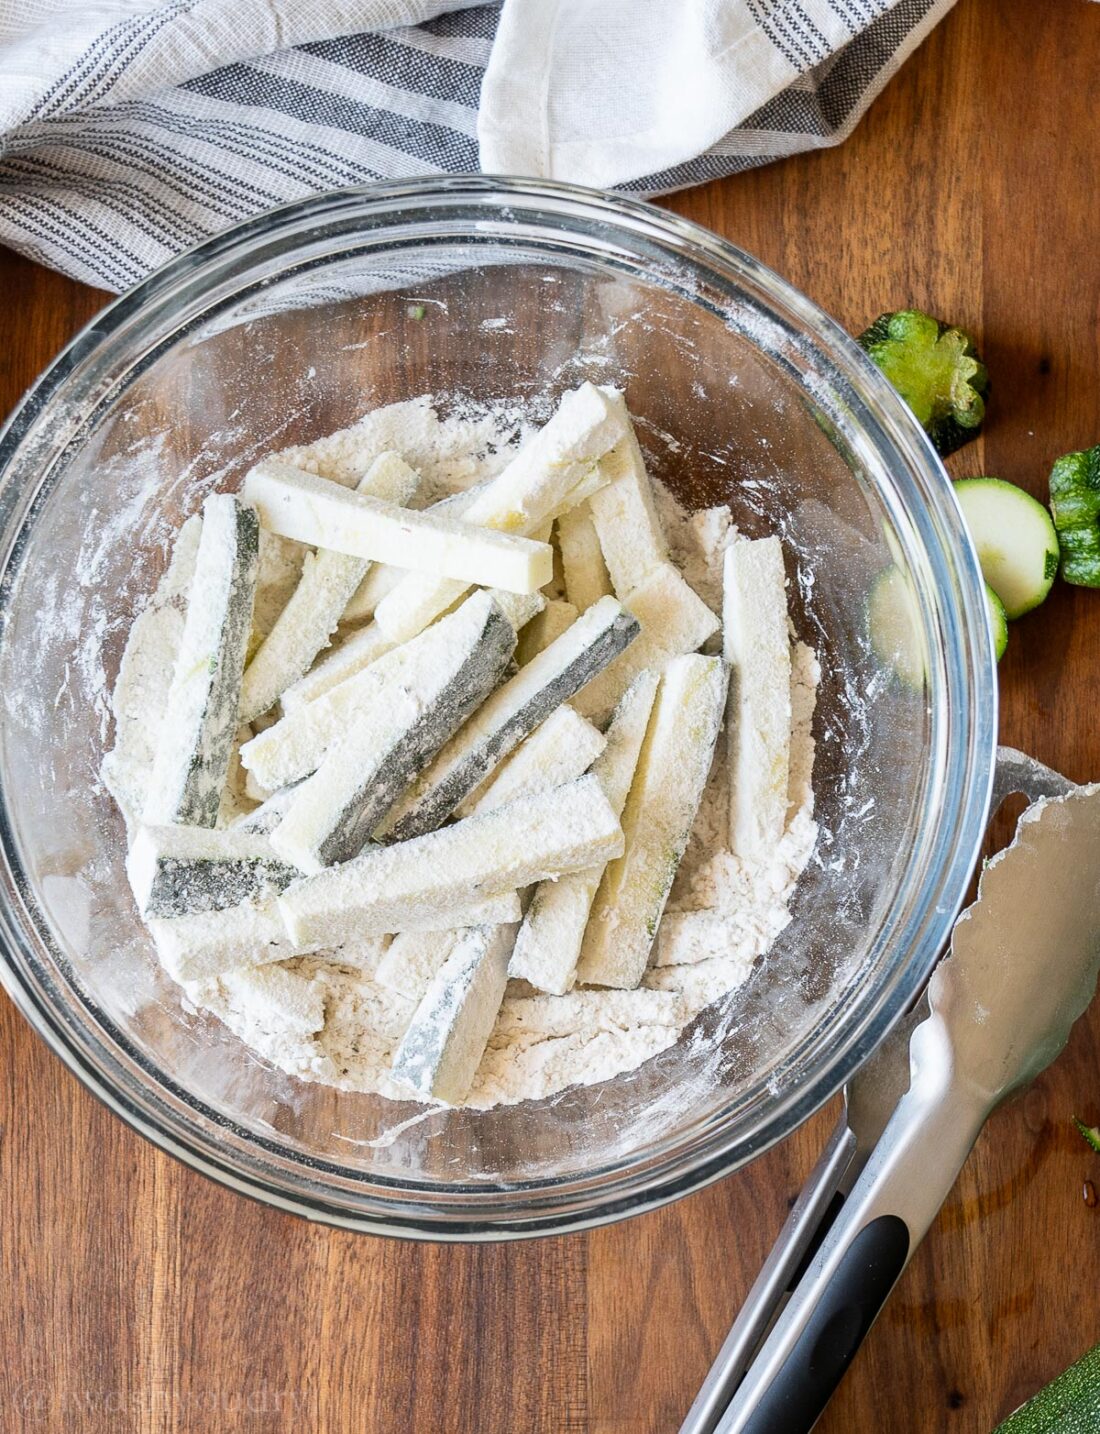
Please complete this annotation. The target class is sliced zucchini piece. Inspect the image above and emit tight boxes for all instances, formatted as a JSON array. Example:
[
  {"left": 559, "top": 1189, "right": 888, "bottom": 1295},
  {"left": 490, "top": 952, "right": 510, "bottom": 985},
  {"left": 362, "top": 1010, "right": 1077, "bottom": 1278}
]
[
  {"left": 127, "top": 823, "right": 298, "bottom": 918},
  {"left": 858, "top": 309, "right": 988, "bottom": 457},
  {"left": 239, "top": 451, "right": 421, "bottom": 722},
  {"left": 278, "top": 774, "right": 623, "bottom": 947},
  {"left": 269, "top": 592, "right": 515, "bottom": 873},
  {"left": 866, "top": 565, "right": 927, "bottom": 689},
  {"left": 985, "top": 581, "right": 1009, "bottom": 662},
  {"left": 241, "top": 459, "right": 552, "bottom": 595},
  {"left": 278, "top": 622, "right": 395, "bottom": 714},
  {"left": 556, "top": 503, "right": 612, "bottom": 613},
  {"left": 379, "top": 595, "right": 639, "bottom": 843},
  {"left": 375, "top": 929, "right": 461, "bottom": 1002},
  {"left": 390, "top": 923, "right": 518, "bottom": 1104},
  {"left": 575, "top": 655, "right": 727, "bottom": 990},
  {"left": 724, "top": 537, "right": 792, "bottom": 862},
  {"left": 508, "top": 670, "right": 660, "bottom": 995},
  {"left": 571, "top": 561, "right": 719, "bottom": 724},
  {"left": 953, "top": 477, "right": 1059, "bottom": 618},
  {"left": 144, "top": 495, "right": 259, "bottom": 828},
  {"left": 588, "top": 425, "right": 668, "bottom": 597},
  {"left": 102, "top": 514, "right": 203, "bottom": 832}
]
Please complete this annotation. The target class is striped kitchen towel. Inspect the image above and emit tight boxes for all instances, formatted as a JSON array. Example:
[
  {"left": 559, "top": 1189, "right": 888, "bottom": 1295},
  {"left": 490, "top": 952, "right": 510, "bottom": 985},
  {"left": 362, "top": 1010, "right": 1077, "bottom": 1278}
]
[{"left": 0, "top": 0, "right": 956, "bottom": 293}]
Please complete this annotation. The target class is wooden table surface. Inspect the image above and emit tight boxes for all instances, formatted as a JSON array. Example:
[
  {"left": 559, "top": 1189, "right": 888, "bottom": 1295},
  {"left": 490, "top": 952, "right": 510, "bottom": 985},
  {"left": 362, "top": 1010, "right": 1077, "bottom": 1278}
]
[{"left": 2, "top": 0, "right": 1099, "bottom": 1428}]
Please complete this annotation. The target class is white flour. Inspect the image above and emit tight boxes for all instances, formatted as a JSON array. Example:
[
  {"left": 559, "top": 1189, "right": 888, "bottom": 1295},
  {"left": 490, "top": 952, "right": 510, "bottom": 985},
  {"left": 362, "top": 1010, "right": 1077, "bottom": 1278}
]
[{"left": 105, "top": 399, "right": 818, "bottom": 1110}]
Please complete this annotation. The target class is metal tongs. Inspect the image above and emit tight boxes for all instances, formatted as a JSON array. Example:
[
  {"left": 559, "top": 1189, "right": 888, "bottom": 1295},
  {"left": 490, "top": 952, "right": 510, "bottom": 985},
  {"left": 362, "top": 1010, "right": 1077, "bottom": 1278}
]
[{"left": 681, "top": 748, "right": 1100, "bottom": 1434}]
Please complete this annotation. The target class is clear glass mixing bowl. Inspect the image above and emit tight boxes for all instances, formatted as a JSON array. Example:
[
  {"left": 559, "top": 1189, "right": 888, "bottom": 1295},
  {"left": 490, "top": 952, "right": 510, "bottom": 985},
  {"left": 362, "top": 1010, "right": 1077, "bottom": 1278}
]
[{"left": 0, "top": 177, "right": 995, "bottom": 1238}]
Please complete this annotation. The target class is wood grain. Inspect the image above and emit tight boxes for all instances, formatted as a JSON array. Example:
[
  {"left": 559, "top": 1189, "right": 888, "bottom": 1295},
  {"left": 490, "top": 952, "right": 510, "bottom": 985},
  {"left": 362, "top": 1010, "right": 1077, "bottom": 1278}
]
[{"left": 2, "top": 0, "right": 1099, "bottom": 1428}]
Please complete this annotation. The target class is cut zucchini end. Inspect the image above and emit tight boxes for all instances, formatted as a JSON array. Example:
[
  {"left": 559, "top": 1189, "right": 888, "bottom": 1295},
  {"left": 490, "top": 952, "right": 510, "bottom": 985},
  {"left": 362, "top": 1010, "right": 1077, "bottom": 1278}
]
[
  {"left": 1074, "top": 1116, "right": 1100, "bottom": 1154},
  {"left": 858, "top": 309, "right": 988, "bottom": 458},
  {"left": 953, "top": 477, "right": 1060, "bottom": 620},
  {"left": 985, "top": 582, "right": 1008, "bottom": 662}
]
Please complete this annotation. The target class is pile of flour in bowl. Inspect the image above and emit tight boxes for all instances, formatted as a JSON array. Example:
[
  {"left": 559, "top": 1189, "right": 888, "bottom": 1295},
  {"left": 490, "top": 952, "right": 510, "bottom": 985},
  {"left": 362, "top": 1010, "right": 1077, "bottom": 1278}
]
[{"left": 103, "top": 394, "right": 818, "bottom": 1110}]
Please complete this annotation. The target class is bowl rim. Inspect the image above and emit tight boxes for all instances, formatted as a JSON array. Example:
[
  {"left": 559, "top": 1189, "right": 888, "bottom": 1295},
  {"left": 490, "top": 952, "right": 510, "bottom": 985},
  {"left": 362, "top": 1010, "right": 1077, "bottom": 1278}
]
[{"left": 0, "top": 174, "right": 997, "bottom": 1240}]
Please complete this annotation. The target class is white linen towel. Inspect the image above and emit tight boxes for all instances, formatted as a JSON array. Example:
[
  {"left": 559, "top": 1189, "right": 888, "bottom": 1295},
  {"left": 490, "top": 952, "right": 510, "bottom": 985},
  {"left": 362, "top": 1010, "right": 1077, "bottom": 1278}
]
[{"left": 0, "top": 0, "right": 956, "bottom": 291}]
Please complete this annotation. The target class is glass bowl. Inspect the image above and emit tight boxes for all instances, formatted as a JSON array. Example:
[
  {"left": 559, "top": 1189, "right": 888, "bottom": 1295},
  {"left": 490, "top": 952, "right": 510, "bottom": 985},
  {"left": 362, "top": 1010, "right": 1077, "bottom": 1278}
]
[{"left": 0, "top": 177, "right": 996, "bottom": 1239}]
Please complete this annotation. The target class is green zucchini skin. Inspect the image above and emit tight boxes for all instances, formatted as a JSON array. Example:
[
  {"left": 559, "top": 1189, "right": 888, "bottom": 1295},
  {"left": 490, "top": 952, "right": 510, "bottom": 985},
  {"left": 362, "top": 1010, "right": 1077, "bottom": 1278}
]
[
  {"left": 994, "top": 1339, "right": 1100, "bottom": 1432},
  {"left": 128, "top": 823, "right": 299, "bottom": 918},
  {"left": 390, "top": 924, "right": 515, "bottom": 1103},
  {"left": 141, "top": 853, "right": 298, "bottom": 918},
  {"left": 1049, "top": 445, "right": 1100, "bottom": 587}
]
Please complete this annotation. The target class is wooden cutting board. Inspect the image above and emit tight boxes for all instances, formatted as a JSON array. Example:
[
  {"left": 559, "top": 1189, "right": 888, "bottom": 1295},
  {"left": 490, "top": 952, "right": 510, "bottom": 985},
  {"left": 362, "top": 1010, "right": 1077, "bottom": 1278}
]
[{"left": 1, "top": 0, "right": 1098, "bottom": 1428}]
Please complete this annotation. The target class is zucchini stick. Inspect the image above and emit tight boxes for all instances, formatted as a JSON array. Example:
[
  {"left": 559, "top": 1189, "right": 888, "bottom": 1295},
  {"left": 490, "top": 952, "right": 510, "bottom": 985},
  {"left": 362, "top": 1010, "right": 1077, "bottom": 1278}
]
[
  {"left": 380, "top": 595, "right": 638, "bottom": 842},
  {"left": 724, "top": 537, "right": 791, "bottom": 861},
  {"left": 242, "top": 459, "right": 552, "bottom": 594},
  {"left": 239, "top": 451, "right": 420, "bottom": 722},
  {"left": 279, "top": 774, "right": 623, "bottom": 947},
  {"left": 576, "top": 655, "right": 726, "bottom": 989},
  {"left": 144, "top": 495, "right": 259, "bottom": 828},
  {"left": 270, "top": 592, "right": 515, "bottom": 872},
  {"left": 508, "top": 670, "right": 660, "bottom": 994}
]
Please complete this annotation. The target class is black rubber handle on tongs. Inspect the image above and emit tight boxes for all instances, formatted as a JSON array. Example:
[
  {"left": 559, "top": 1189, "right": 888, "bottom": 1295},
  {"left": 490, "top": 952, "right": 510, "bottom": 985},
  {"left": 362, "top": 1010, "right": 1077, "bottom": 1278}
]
[{"left": 735, "top": 1215, "right": 910, "bottom": 1434}]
